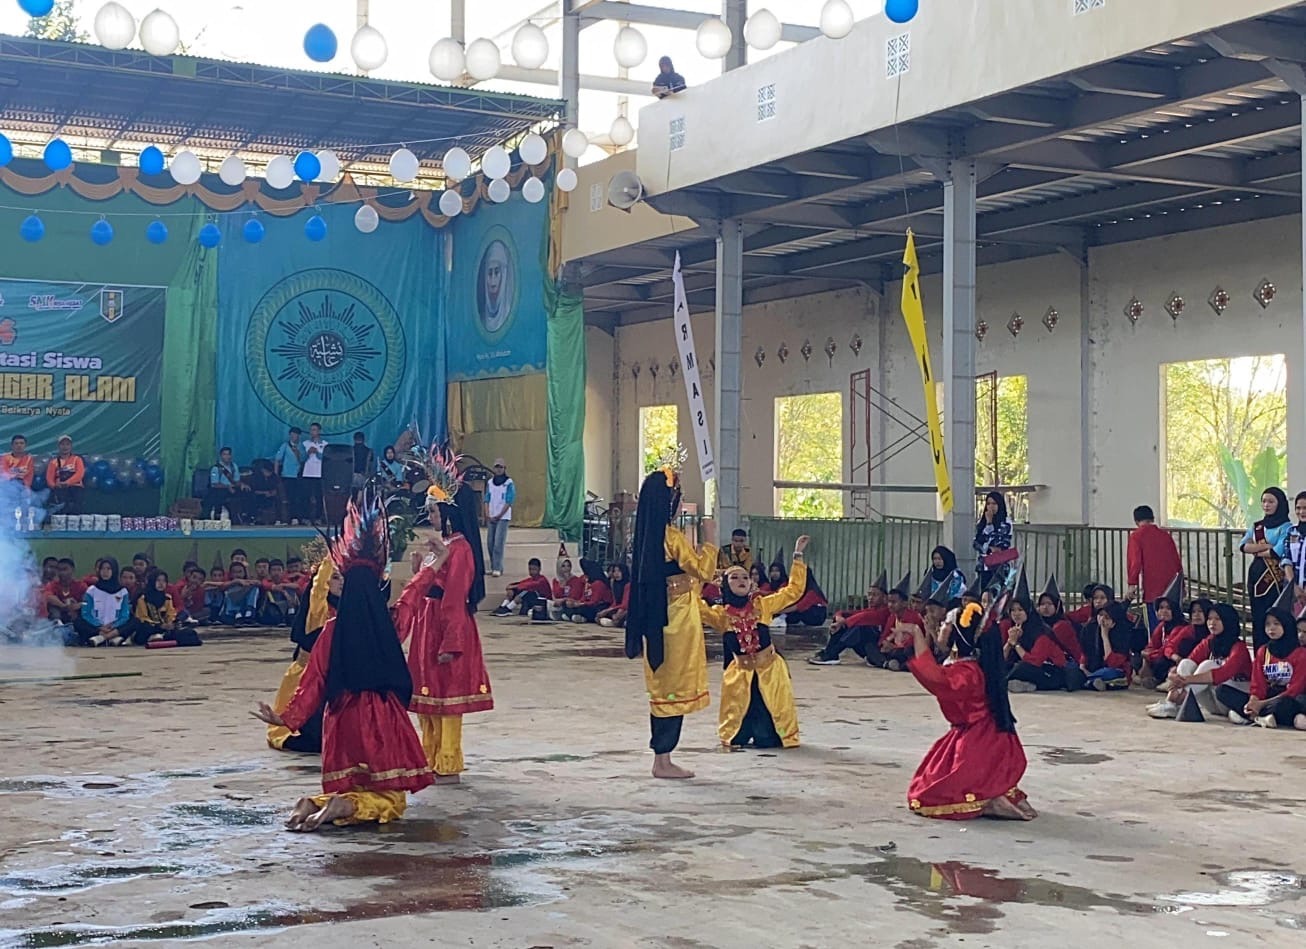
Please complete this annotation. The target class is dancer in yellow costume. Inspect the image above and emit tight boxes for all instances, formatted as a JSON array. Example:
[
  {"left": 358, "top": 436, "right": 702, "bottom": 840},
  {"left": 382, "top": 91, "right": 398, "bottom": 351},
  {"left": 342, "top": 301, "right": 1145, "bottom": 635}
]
[
  {"left": 625, "top": 466, "right": 718, "bottom": 779},
  {"left": 266, "top": 560, "right": 339, "bottom": 752},
  {"left": 701, "top": 535, "right": 810, "bottom": 749}
]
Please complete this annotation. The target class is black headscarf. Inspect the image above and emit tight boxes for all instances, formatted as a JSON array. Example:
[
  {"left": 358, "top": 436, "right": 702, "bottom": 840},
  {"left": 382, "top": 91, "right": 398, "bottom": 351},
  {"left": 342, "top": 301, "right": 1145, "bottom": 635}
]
[
  {"left": 579, "top": 558, "right": 607, "bottom": 584},
  {"left": 953, "top": 604, "right": 1016, "bottom": 733},
  {"left": 1257, "top": 487, "right": 1290, "bottom": 530},
  {"left": 626, "top": 470, "right": 682, "bottom": 669},
  {"left": 1207, "top": 603, "right": 1243, "bottom": 660},
  {"left": 289, "top": 588, "right": 340, "bottom": 658},
  {"left": 1186, "top": 598, "right": 1214, "bottom": 646},
  {"left": 143, "top": 568, "right": 169, "bottom": 608},
  {"left": 1264, "top": 607, "right": 1299, "bottom": 660},
  {"left": 1153, "top": 594, "right": 1185, "bottom": 632},
  {"left": 1037, "top": 591, "right": 1065, "bottom": 626},
  {"left": 1082, "top": 602, "right": 1131, "bottom": 668},
  {"left": 930, "top": 546, "right": 958, "bottom": 582},
  {"left": 1091, "top": 584, "right": 1115, "bottom": 614},
  {"left": 324, "top": 565, "right": 413, "bottom": 707},
  {"left": 1009, "top": 598, "right": 1046, "bottom": 651},
  {"left": 95, "top": 557, "right": 122, "bottom": 595},
  {"left": 439, "top": 483, "right": 486, "bottom": 614},
  {"left": 609, "top": 563, "right": 629, "bottom": 605},
  {"left": 975, "top": 491, "right": 1009, "bottom": 540}
]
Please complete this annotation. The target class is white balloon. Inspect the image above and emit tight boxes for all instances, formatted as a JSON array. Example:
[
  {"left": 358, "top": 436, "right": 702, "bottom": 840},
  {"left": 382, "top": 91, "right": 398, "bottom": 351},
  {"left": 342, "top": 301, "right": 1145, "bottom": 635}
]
[
  {"left": 465, "top": 38, "right": 501, "bottom": 81},
  {"left": 218, "top": 155, "right": 246, "bottom": 187},
  {"left": 613, "top": 26, "right": 647, "bottom": 69},
  {"left": 481, "top": 145, "right": 511, "bottom": 180},
  {"left": 315, "top": 149, "right": 340, "bottom": 182},
  {"left": 169, "top": 149, "right": 202, "bottom": 186},
  {"left": 518, "top": 133, "right": 548, "bottom": 166},
  {"left": 442, "top": 147, "right": 471, "bottom": 182},
  {"left": 265, "top": 155, "right": 295, "bottom": 189},
  {"left": 562, "top": 128, "right": 588, "bottom": 159},
  {"left": 487, "top": 178, "right": 511, "bottom": 203},
  {"left": 351, "top": 25, "right": 388, "bottom": 71},
  {"left": 438, "top": 189, "right": 463, "bottom": 217},
  {"left": 511, "top": 23, "right": 549, "bottom": 70},
  {"left": 139, "top": 9, "right": 179, "bottom": 56},
  {"left": 429, "top": 38, "right": 465, "bottom": 82},
  {"left": 819, "top": 0, "right": 855, "bottom": 40},
  {"left": 744, "top": 9, "right": 782, "bottom": 51},
  {"left": 389, "top": 147, "right": 420, "bottom": 182},
  {"left": 696, "top": 17, "right": 733, "bottom": 59},
  {"left": 354, "top": 204, "right": 380, "bottom": 234},
  {"left": 522, "top": 177, "right": 545, "bottom": 204},
  {"left": 609, "top": 116, "right": 634, "bottom": 147},
  {"left": 94, "top": 2, "right": 137, "bottom": 51},
  {"left": 556, "top": 167, "right": 578, "bottom": 193}
]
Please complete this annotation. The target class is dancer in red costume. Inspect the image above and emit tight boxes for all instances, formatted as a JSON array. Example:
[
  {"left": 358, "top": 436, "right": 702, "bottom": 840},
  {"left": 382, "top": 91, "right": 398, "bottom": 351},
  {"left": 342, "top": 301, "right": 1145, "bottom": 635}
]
[
  {"left": 907, "top": 599, "right": 1035, "bottom": 821},
  {"left": 252, "top": 493, "right": 433, "bottom": 830},
  {"left": 395, "top": 449, "right": 493, "bottom": 784}
]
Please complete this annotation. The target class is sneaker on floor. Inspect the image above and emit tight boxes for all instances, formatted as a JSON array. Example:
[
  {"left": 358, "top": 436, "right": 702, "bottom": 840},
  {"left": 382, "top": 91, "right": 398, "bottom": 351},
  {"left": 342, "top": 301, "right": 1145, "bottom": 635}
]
[
  {"left": 1255, "top": 714, "right": 1278, "bottom": 729},
  {"left": 1155, "top": 681, "right": 1173, "bottom": 693},
  {"left": 491, "top": 570, "right": 502, "bottom": 578},
  {"left": 1228, "top": 709, "right": 1252, "bottom": 726},
  {"left": 1147, "top": 700, "right": 1179, "bottom": 719},
  {"left": 89, "top": 634, "right": 106, "bottom": 647},
  {"left": 885, "top": 659, "right": 902, "bottom": 672},
  {"left": 148, "top": 633, "right": 164, "bottom": 643},
  {"left": 807, "top": 654, "right": 840, "bottom": 666},
  {"left": 290, "top": 519, "right": 300, "bottom": 526},
  {"left": 1091, "top": 678, "right": 1110, "bottom": 692},
  {"left": 491, "top": 607, "right": 512, "bottom": 617},
  {"left": 116, "top": 636, "right": 132, "bottom": 646},
  {"left": 1008, "top": 680, "right": 1038, "bottom": 693},
  {"left": 598, "top": 617, "right": 615, "bottom": 628}
]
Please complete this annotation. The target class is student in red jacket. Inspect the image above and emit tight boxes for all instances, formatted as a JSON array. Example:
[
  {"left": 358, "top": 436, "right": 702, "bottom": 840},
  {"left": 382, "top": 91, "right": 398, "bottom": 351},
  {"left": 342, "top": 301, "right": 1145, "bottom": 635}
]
[
  {"left": 1148, "top": 602, "right": 1252, "bottom": 719},
  {"left": 1033, "top": 575, "right": 1087, "bottom": 671},
  {"left": 1140, "top": 574, "right": 1187, "bottom": 687},
  {"left": 566, "top": 559, "right": 613, "bottom": 623},
  {"left": 867, "top": 574, "right": 924, "bottom": 672},
  {"left": 492, "top": 557, "right": 553, "bottom": 617},
  {"left": 1126, "top": 505, "right": 1183, "bottom": 630},
  {"left": 1230, "top": 589, "right": 1306, "bottom": 729},
  {"left": 43, "top": 558, "right": 87, "bottom": 624},
  {"left": 1004, "top": 569, "right": 1087, "bottom": 693},
  {"left": 597, "top": 563, "right": 630, "bottom": 629},
  {"left": 536, "top": 557, "right": 587, "bottom": 622},
  {"left": 1081, "top": 601, "right": 1134, "bottom": 691},
  {"left": 808, "top": 570, "right": 890, "bottom": 665},
  {"left": 1159, "top": 597, "right": 1213, "bottom": 667}
]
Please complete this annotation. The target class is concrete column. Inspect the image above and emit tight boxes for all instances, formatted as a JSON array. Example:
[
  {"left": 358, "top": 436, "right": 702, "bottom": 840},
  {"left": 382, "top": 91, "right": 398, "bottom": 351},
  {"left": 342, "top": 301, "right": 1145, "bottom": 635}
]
[
  {"left": 561, "top": 1, "right": 581, "bottom": 158},
  {"left": 715, "top": 219, "right": 744, "bottom": 532},
  {"left": 723, "top": 0, "right": 747, "bottom": 72},
  {"left": 942, "top": 160, "right": 978, "bottom": 574},
  {"left": 1294, "top": 93, "right": 1306, "bottom": 494},
  {"left": 1078, "top": 255, "right": 1093, "bottom": 525}
]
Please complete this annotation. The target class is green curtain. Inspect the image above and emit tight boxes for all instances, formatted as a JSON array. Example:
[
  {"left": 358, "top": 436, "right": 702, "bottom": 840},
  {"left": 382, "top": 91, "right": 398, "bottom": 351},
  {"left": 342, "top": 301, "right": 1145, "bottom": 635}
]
[{"left": 542, "top": 283, "right": 586, "bottom": 541}]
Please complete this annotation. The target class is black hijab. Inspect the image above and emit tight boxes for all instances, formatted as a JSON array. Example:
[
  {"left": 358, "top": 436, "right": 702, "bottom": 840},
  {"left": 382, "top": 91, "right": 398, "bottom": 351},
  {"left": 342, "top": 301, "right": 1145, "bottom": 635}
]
[
  {"left": 143, "top": 568, "right": 169, "bottom": 608},
  {"left": 1264, "top": 607, "right": 1299, "bottom": 660},
  {"left": 1009, "top": 598, "right": 1046, "bottom": 651},
  {"left": 1037, "top": 592, "right": 1065, "bottom": 626},
  {"left": 1207, "top": 603, "right": 1243, "bottom": 659},
  {"left": 1186, "top": 598, "right": 1214, "bottom": 645},
  {"left": 439, "top": 483, "right": 486, "bottom": 614},
  {"left": 626, "top": 470, "right": 681, "bottom": 669},
  {"left": 579, "top": 558, "right": 607, "bottom": 585},
  {"left": 95, "top": 557, "right": 122, "bottom": 595},
  {"left": 609, "top": 563, "right": 628, "bottom": 605},
  {"left": 953, "top": 604, "right": 1016, "bottom": 733},
  {"left": 1257, "top": 487, "right": 1290, "bottom": 530},
  {"left": 1083, "top": 602, "right": 1131, "bottom": 668},
  {"left": 1153, "top": 594, "right": 1185, "bottom": 632},
  {"left": 324, "top": 565, "right": 413, "bottom": 707},
  {"left": 930, "top": 546, "right": 958, "bottom": 582},
  {"left": 975, "top": 491, "right": 1009, "bottom": 541}
]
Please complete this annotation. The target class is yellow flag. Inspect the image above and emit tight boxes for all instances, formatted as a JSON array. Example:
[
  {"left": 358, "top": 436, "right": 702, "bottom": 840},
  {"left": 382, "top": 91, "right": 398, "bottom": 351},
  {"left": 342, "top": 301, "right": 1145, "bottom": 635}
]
[{"left": 900, "top": 230, "right": 954, "bottom": 514}]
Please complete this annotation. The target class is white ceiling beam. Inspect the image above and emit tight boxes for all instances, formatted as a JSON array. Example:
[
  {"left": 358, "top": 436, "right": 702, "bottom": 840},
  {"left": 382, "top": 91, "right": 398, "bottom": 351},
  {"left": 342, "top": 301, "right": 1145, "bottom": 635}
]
[{"left": 482, "top": 65, "right": 656, "bottom": 98}]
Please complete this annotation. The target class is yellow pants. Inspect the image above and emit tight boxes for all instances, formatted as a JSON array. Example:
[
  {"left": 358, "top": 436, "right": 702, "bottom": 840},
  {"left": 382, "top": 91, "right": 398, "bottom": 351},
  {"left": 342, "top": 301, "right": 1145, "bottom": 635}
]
[
  {"left": 718, "top": 651, "right": 800, "bottom": 748},
  {"left": 418, "top": 714, "right": 464, "bottom": 775},
  {"left": 309, "top": 790, "right": 407, "bottom": 826}
]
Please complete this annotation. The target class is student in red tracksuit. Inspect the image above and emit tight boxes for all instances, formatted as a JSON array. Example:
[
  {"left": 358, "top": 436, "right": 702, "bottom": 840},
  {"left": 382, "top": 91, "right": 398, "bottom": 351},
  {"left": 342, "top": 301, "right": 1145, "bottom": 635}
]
[
  {"left": 1149, "top": 602, "right": 1252, "bottom": 720},
  {"left": 1004, "top": 600, "right": 1087, "bottom": 693},
  {"left": 864, "top": 574, "right": 924, "bottom": 672},
  {"left": 1033, "top": 576, "right": 1088, "bottom": 671},
  {"left": 532, "top": 558, "right": 587, "bottom": 622},
  {"left": 1081, "top": 601, "right": 1134, "bottom": 691},
  {"left": 1126, "top": 505, "right": 1183, "bottom": 629},
  {"left": 808, "top": 588, "right": 889, "bottom": 666},
  {"left": 1234, "top": 605, "right": 1306, "bottom": 730},
  {"left": 597, "top": 564, "right": 630, "bottom": 628},
  {"left": 566, "top": 560, "right": 614, "bottom": 623},
  {"left": 1066, "top": 583, "right": 1113, "bottom": 628},
  {"left": 1160, "top": 598, "right": 1213, "bottom": 665},
  {"left": 491, "top": 557, "right": 554, "bottom": 617},
  {"left": 1141, "top": 574, "right": 1187, "bottom": 686}
]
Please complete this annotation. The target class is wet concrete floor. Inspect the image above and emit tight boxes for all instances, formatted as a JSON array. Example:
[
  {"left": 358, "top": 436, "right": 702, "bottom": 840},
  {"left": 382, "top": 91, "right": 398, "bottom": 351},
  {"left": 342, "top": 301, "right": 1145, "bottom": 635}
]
[{"left": 1, "top": 619, "right": 1304, "bottom": 947}]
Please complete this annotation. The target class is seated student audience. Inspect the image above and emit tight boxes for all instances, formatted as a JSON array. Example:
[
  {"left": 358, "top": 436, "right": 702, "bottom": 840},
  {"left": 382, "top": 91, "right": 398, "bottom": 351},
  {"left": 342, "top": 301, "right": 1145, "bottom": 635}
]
[
  {"left": 131, "top": 552, "right": 152, "bottom": 577},
  {"left": 1235, "top": 593, "right": 1306, "bottom": 730},
  {"left": 1139, "top": 575, "right": 1187, "bottom": 687},
  {"left": 768, "top": 550, "right": 828, "bottom": 628},
  {"left": 597, "top": 563, "right": 630, "bottom": 628},
  {"left": 866, "top": 574, "right": 924, "bottom": 671},
  {"left": 44, "top": 558, "right": 85, "bottom": 625},
  {"left": 1081, "top": 601, "right": 1134, "bottom": 691},
  {"left": 1033, "top": 576, "right": 1089, "bottom": 671},
  {"left": 717, "top": 529, "right": 754, "bottom": 572},
  {"left": 118, "top": 567, "right": 141, "bottom": 610},
  {"left": 203, "top": 566, "right": 229, "bottom": 620},
  {"left": 257, "top": 559, "right": 300, "bottom": 626},
  {"left": 749, "top": 562, "right": 769, "bottom": 594},
  {"left": 1004, "top": 572, "right": 1088, "bottom": 693},
  {"left": 133, "top": 569, "right": 179, "bottom": 644},
  {"left": 284, "top": 556, "right": 310, "bottom": 597},
  {"left": 493, "top": 557, "right": 553, "bottom": 617},
  {"left": 924, "top": 546, "right": 967, "bottom": 602},
  {"left": 565, "top": 559, "right": 614, "bottom": 623},
  {"left": 75, "top": 557, "right": 135, "bottom": 647},
  {"left": 40, "top": 556, "right": 58, "bottom": 585},
  {"left": 1066, "top": 583, "right": 1108, "bottom": 627},
  {"left": 171, "top": 565, "right": 210, "bottom": 626},
  {"left": 208, "top": 447, "right": 250, "bottom": 521},
  {"left": 535, "top": 557, "right": 586, "bottom": 622},
  {"left": 1148, "top": 602, "right": 1252, "bottom": 720},
  {"left": 809, "top": 570, "right": 890, "bottom": 665},
  {"left": 219, "top": 560, "right": 259, "bottom": 626}
]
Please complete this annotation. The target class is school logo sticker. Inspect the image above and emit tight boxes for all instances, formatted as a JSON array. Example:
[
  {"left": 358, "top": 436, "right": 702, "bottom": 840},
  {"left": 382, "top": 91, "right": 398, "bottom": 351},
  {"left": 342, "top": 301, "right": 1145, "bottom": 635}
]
[
  {"left": 100, "top": 288, "right": 125, "bottom": 324},
  {"left": 244, "top": 268, "right": 406, "bottom": 431}
]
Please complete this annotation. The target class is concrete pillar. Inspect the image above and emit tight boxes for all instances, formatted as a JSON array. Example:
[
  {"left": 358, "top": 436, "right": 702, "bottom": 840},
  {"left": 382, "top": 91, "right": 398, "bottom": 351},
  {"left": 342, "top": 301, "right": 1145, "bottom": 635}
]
[
  {"left": 561, "top": 1, "right": 581, "bottom": 156},
  {"left": 723, "top": 0, "right": 747, "bottom": 72},
  {"left": 1078, "top": 255, "right": 1093, "bottom": 525},
  {"left": 942, "top": 160, "right": 978, "bottom": 573},
  {"left": 715, "top": 219, "right": 744, "bottom": 532},
  {"left": 1294, "top": 93, "right": 1306, "bottom": 494}
]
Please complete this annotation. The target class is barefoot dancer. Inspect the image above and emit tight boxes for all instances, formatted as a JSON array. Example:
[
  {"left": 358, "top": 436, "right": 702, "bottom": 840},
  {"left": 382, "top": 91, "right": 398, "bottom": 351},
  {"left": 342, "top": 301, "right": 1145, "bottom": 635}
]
[
  {"left": 625, "top": 465, "right": 718, "bottom": 779},
  {"left": 252, "top": 494, "right": 432, "bottom": 830},
  {"left": 907, "top": 600, "right": 1036, "bottom": 821},
  {"left": 394, "top": 451, "right": 493, "bottom": 785}
]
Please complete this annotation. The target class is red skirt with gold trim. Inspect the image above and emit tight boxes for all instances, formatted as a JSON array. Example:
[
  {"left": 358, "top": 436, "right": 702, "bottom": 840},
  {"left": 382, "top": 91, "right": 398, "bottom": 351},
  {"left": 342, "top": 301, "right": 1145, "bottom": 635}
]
[
  {"left": 320, "top": 691, "right": 434, "bottom": 795},
  {"left": 907, "top": 719, "right": 1027, "bottom": 820}
]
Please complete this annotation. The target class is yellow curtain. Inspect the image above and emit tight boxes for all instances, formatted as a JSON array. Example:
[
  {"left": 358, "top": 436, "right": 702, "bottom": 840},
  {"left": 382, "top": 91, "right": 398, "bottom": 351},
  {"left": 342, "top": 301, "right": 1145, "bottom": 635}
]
[{"left": 447, "top": 374, "right": 549, "bottom": 527}]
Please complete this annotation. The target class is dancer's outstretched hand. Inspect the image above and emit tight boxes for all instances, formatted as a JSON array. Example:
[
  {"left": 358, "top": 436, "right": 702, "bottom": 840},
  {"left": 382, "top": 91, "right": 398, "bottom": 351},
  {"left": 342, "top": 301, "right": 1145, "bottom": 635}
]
[
  {"left": 794, "top": 535, "right": 810, "bottom": 556},
  {"left": 250, "top": 702, "right": 285, "bottom": 727}
]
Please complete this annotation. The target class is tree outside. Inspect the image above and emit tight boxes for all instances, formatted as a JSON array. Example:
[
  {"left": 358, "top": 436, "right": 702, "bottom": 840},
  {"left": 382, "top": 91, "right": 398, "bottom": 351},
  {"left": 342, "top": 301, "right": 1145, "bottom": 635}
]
[
  {"left": 975, "top": 374, "right": 1030, "bottom": 487},
  {"left": 639, "top": 404, "right": 679, "bottom": 477},
  {"left": 1164, "top": 355, "right": 1287, "bottom": 528},
  {"left": 24, "top": 0, "right": 88, "bottom": 42},
  {"left": 775, "top": 392, "right": 843, "bottom": 518}
]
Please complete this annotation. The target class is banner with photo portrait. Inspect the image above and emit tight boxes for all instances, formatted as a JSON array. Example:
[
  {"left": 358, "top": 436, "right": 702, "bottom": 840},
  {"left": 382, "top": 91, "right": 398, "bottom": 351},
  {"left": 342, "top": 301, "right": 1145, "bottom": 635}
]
[{"left": 446, "top": 192, "right": 549, "bottom": 381}]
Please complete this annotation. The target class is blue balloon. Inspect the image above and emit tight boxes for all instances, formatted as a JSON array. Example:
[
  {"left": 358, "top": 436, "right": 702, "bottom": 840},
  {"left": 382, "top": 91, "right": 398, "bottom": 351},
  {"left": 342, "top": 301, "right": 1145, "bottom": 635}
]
[
  {"left": 85, "top": 474, "right": 100, "bottom": 491},
  {"left": 90, "top": 219, "right": 114, "bottom": 246},
  {"left": 303, "top": 24, "right": 338, "bottom": 62},
  {"left": 0, "top": 132, "right": 12, "bottom": 167},
  {"left": 146, "top": 220, "right": 168, "bottom": 244},
  {"left": 885, "top": 0, "right": 919, "bottom": 24},
  {"left": 243, "top": 218, "right": 265, "bottom": 243},
  {"left": 198, "top": 222, "right": 222, "bottom": 248},
  {"left": 144, "top": 463, "right": 165, "bottom": 488},
  {"left": 293, "top": 151, "right": 321, "bottom": 182},
  {"left": 99, "top": 473, "right": 119, "bottom": 493},
  {"left": 43, "top": 138, "right": 71, "bottom": 171},
  {"left": 20, "top": 0, "right": 55, "bottom": 16},
  {"left": 304, "top": 214, "right": 327, "bottom": 242},
  {"left": 133, "top": 456, "right": 148, "bottom": 470},
  {"left": 19, "top": 214, "right": 44, "bottom": 242},
  {"left": 139, "top": 145, "right": 165, "bottom": 176},
  {"left": 91, "top": 459, "right": 113, "bottom": 478}
]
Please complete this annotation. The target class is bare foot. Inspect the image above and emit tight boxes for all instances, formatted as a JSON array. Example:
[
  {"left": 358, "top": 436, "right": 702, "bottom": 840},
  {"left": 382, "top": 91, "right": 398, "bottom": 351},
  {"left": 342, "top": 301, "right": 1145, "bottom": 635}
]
[
  {"left": 1015, "top": 799, "right": 1038, "bottom": 820},
  {"left": 433, "top": 773, "right": 461, "bottom": 785},
  {"left": 285, "top": 797, "right": 316, "bottom": 831},
  {"left": 299, "top": 794, "right": 355, "bottom": 831},
  {"left": 981, "top": 795, "right": 1032, "bottom": 821},
  {"left": 652, "top": 754, "right": 694, "bottom": 779}
]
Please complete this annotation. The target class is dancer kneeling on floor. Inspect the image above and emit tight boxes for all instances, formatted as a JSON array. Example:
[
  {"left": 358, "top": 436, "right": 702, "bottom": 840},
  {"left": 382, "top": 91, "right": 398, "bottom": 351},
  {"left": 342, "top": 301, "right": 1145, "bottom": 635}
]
[
  {"left": 700, "top": 535, "right": 810, "bottom": 749},
  {"left": 1147, "top": 602, "right": 1252, "bottom": 720},
  {"left": 907, "top": 601, "right": 1035, "bottom": 821},
  {"left": 1230, "top": 586, "right": 1306, "bottom": 729},
  {"left": 252, "top": 494, "right": 433, "bottom": 830},
  {"left": 266, "top": 560, "right": 340, "bottom": 754}
]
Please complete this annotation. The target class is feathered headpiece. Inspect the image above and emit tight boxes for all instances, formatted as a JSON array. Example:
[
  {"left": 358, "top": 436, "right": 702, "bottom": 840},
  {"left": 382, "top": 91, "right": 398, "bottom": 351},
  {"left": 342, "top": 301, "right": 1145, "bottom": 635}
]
[
  {"left": 652, "top": 443, "right": 688, "bottom": 487},
  {"left": 414, "top": 445, "right": 464, "bottom": 505},
  {"left": 324, "top": 489, "right": 389, "bottom": 578}
]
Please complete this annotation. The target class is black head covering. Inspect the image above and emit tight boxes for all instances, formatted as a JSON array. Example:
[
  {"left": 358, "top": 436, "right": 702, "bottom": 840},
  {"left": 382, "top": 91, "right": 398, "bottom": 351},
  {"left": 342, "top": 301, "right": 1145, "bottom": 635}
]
[
  {"left": 579, "top": 558, "right": 607, "bottom": 584},
  {"left": 1186, "top": 597, "right": 1214, "bottom": 645},
  {"left": 143, "top": 568, "right": 169, "bottom": 608},
  {"left": 1012, "top": 566, "right": 1030, "bottom": 604},
  {"left": 913, "top": 574, "right": 933, "bottom": 601},
  {"left": 975, "top": 491, "right": 1009, "bottom": 536},
  {"left": 1101, "top": 601, "right": 1133, "bottom": 656},
  {"left": 1265, "top": 607, "right": 1300, "bottom": 660},
  {"left": 930, "top": 546, "right": 958, "bottom": 582},
  {"left": 94, "top": 557, "right": 122, "bottom": 594},
  {"left": 870, "top": 569, "right": 889, "bottom": 595},
  {"left": 953, "top": 603, "right": 1017, "bottom": 734},
  {"left": 1009, "top": 597, "right": 1045, "bottom": 650},
  {"left": 324, "top": 565, "right": 413, "bottom": 707},
  {"left": 1207, "top": 603, "right": 1243, "bottom": 659},
  {"left": 1257, "top": 487, "right": 1290, "bottom": 530},
  {"left": 626, "top": 470, "right": 681, "bottom": 669},
  {"left": 439, "top": 483, "right": 486, "bottom": 613},
  {"left": 767, "top": 551, "right": 789, "bottom": 589},
  {"left": 1041, "top": 574, "right": 1061, "bottom": 603},
  {"left": 609, "top": 563, "right": 629, "bottom": 605},
  {"left": 1091, "top": 584, "right": 1116, "bottom": 614},
  {"left": 1154, "top": 574, "right": 1185, "bottom": 620}
]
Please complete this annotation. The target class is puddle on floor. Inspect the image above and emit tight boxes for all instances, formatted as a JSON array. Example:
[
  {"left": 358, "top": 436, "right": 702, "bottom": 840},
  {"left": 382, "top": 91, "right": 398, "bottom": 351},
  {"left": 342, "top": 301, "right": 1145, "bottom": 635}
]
[
  {"left": 1039, "top": 747, "right": 1113, "bottom": 766},
  {"left": 1186, "top": 789, "right": 1305, "bottom": 812},
  {"left": 1162, "top": 870, "right": 1306, "bottom": 907},
  {"left": 0, "top": 864, "right": 185, "bottom": 895}
]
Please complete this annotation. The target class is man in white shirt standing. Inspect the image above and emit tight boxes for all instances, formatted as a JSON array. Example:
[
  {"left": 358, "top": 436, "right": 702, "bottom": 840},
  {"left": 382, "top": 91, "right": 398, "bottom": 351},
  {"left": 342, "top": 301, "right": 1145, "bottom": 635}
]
[
  {"left": 485, "top": 458, "right": 515, "bottom": 578},
  {"left": 301, "top": 422, "right": 328, "bottom": 525}
]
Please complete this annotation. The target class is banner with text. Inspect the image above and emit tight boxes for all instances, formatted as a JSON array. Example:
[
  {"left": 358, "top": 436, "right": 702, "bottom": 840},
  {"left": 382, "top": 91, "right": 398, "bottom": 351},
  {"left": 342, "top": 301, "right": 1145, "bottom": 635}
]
[
  {"left": 0, "top": 279, "right": 165, "bottom": 457},
  {"left": 671, "top": 253, "right": 715, "bottom": 481},
  {"left": 900, "top": 231, "right": 953, "bottom": 514}
]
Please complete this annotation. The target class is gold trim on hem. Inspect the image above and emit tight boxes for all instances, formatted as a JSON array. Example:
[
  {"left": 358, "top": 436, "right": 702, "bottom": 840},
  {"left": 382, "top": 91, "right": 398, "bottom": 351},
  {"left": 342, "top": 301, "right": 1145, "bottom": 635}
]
[
  {"left": 411, "top": 692, "right": 493, "bottom": 708},
  {"left": 909, "top": 787, "right": 1023, "bottom": 817},
  {"left": 322, "top": 762, "right": 433, "bottom": 784}
]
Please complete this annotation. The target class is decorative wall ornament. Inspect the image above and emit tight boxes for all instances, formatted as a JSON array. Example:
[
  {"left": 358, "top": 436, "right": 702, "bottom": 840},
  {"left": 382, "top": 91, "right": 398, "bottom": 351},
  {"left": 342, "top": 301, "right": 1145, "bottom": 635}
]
[
  {"left": 1124, "top": 296, "right": 1144, "bottom": 324},
  {"left": 824, "top": 336, "right": 837, "bottom": 366},
  {"left": 1254, "top": 278, "right": 1277, "bottom": 309},
  {"left": 1164, "top": 292, "right": 1185, "bottom": 322},
  {"left": 668, "top": 356, "right": 680, "bottom": 379},
  {"left": 849, "top": 333, "right": 863, "bottom": 357},
  {"left": 1042, "top": 307, "right": 1059, "bottom": 333},
  {"left": 777, "top": 342, "right": 789, "bottom": 364},
  {"left": 1007, "top": 312, "right": 1024, "bottom": 338},
  {"left": 755, "top": 346, "right": 766, "bottom": 368},
  {"left": 1208, "top": 286, "right": 1230, "bottom": 316},
  {"left": 800, "top": 339, "right": 813, "bottom": 363},
  {"left": 647, "top": 359, "right": 659, "bottom": 379},
  {"left": 975, "top": 319, "right": 989, "bottom": 342},
  {"left": 631, "top": 362, "right": 641, "bottom": 380}
]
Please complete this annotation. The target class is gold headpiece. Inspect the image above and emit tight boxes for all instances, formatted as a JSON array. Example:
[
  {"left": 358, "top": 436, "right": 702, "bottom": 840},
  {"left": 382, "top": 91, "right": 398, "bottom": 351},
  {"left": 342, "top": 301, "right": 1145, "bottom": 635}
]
[{"left": 654, "top": 444, "right": 688, "bottom": 486}]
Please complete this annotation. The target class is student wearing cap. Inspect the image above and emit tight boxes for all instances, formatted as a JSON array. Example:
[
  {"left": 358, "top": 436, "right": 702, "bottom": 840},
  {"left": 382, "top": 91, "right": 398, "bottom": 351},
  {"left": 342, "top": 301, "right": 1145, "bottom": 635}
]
[
  {"left": 484, "top": 458, "right": 516, "bottom": 578},
  {"left": 46, "top": 435, "right": 85, "bottom": 515}
]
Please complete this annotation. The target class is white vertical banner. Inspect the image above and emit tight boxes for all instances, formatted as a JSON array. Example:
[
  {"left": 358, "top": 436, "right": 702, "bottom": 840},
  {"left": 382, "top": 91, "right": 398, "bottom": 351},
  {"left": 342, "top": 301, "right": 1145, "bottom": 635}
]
[{"left": 671, "top": 252, "right": 715, "bottom": 481}]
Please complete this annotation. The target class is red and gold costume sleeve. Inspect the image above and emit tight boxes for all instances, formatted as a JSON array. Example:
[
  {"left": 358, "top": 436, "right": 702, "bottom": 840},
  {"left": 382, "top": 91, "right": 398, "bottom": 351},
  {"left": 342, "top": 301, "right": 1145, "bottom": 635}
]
[
  {"left": 282, "top": 621, "right": 333, "bottom": 732},
  {"left": 436, "top": 540, "right": 476, "bottom": 657}
]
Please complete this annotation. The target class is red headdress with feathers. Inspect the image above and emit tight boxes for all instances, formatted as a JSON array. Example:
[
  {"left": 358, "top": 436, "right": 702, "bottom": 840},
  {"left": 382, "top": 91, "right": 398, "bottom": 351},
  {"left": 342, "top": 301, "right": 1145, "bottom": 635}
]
[{"left": 325, "top": 488, "right": 390, "bottom": 578}]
